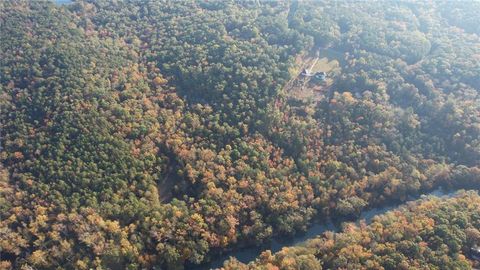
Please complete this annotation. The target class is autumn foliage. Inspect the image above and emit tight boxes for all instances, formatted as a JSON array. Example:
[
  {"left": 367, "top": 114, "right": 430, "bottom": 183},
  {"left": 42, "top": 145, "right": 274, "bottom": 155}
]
[{"left": 0, "top": 0, "right": 479, "bottom": 269}]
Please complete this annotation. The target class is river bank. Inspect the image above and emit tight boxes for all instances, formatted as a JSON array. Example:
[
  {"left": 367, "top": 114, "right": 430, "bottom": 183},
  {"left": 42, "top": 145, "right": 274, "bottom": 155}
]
[{"left": 191, "top": 187, "right": 460, "bottom": 269}]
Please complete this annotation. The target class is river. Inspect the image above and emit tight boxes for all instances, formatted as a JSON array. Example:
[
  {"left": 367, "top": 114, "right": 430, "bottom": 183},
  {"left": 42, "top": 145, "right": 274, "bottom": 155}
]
[
  {"left": 54, "top": 0, "right": 72, "bottom": 5},
  {"left": 191, "top": 188, "right": 457, "bottom": 270}
]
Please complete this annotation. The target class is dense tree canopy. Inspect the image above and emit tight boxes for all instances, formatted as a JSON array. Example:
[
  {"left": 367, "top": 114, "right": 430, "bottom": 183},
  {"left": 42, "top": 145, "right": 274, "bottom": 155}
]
[
  {"left": 224, "top": 191, "right": 480, "bottom": 270},
  {"left": 1, "top": 0, "right": 479, "bottom": 269}
]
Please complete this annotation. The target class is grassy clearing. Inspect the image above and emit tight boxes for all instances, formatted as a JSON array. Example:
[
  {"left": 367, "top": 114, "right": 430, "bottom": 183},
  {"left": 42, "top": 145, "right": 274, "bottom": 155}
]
[{"left": 285, "top": 47, "right": 345, "bottom": 103}]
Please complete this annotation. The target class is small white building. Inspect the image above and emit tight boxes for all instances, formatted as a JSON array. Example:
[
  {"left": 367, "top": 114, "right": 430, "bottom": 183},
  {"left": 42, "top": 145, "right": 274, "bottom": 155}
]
[
  {"left": 315, "top": 71, "right": 327, "bottom": 81},
  {"left": 301, "top": 68, "right": 314, "bottom": 77}
]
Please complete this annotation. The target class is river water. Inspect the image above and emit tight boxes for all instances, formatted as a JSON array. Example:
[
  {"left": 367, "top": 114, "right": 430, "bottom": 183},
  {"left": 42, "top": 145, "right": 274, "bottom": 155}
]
[
  {"left": 192, "top": 188, "right": 457, "bottom": 269},
  {"left": 54, "top": 0, "right": 72, "bottom": 4}
]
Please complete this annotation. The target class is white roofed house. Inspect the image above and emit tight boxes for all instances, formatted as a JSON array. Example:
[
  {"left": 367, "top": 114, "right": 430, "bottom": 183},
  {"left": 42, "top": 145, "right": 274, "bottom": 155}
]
[
  {"left": 301, "top": 68, "right": 314, "bottom": 77},
  {"left": 315, "top": 71, "right": 327, "bottom": 81}
]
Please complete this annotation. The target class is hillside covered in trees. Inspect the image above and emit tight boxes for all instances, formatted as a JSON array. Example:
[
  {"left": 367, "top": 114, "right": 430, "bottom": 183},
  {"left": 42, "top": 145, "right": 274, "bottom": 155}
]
[
  {"left": 0, "top": 0, "right": 479, "bottom": 269},
  {"left": 223, "top": 191, "right": 480, "bottom": 270}
]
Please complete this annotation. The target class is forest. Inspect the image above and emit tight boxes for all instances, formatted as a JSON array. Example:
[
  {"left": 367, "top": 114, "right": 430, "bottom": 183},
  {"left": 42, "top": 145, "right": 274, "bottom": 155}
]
[
  {"left": 0, "top": 0, "right": 479, "bottom": 269},
  {"left": 223, "top": 191, "right": 480, "bottom": 270}
]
